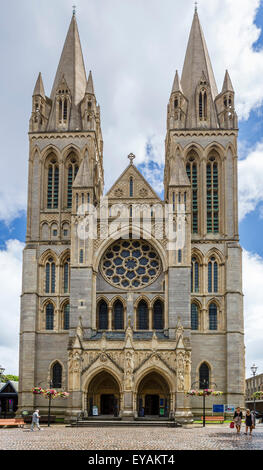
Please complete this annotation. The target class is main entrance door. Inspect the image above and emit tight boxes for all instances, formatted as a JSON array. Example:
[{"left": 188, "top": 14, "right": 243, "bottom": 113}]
[
  {"left": 100, "top": 394, "right": 115, "bottom": 415},
  {"left": 145, "top": 395, "right": 159, "bottom": 415},
  {"left": 87, "top": 371, "right": 120, "bottom": 416},
  {"left": 137, "top": 371, "right": 170, "bottom": 417}
]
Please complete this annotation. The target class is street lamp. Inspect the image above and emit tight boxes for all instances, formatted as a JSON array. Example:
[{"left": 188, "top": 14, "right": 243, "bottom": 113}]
[
  {"left": 251, "top": 364, "right": 258, "bottom": 413},
  {"left": 190, "top": 380, "right": 218, "bottom": 428},
  {"left": 37, "top": 379, "right": 54, "bottom": 427}
]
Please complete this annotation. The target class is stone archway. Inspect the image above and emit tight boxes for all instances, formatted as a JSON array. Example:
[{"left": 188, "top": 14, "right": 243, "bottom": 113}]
[
  {"left": 86, "top": 371, "right": 120, "bottom": 417},
  {"left": 137, "top": 371, "right": 170, "bottom": 417}
]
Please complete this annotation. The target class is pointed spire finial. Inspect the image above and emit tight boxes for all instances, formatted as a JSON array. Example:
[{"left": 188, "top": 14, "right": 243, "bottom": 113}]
[
  {"left": 195, "top": 1, "right": 198, "bottom": 13},
  {"left": 73, "top": 5, "right": 76, "bottom": 16}
]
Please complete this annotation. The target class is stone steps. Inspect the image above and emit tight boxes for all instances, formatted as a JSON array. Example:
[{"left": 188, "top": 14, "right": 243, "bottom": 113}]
[{"left": 69, "top": 420, "right": 180, "bottom": 428}]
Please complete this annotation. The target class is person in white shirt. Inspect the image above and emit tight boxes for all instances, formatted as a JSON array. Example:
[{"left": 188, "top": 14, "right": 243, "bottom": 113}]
[{"left": 30, "top": 409, "right": 42, "bottom": 431}]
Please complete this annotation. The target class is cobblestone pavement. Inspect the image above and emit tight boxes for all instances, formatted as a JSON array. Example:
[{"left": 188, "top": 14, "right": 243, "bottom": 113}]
[{"left": 0, "top": 424, "right": 263, "bottom": 450}]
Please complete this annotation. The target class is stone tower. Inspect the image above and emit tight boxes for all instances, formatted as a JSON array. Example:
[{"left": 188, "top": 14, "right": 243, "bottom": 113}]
[
  {"left": 165, "top": 8, "right": 244, "bottom": 409},
  {"left": 18, "top": 13, "right": 103, "bottom": 415},
  {"left": 18, "top": 9, "right": 244, "bottom": 421}
]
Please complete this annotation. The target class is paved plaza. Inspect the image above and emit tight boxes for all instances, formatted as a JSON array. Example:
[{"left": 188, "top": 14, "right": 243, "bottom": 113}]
[{"left": 0, "top": 424, "right": 263, "bottom": 450}]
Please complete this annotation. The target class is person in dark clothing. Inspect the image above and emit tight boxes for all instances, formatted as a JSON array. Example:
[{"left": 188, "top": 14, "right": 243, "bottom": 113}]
[
  {"left": 245, "top": 409, "right": 255, "bottom": 435},
  {"left": 233, "top": 407, "right": 243, "bottom": 434}
]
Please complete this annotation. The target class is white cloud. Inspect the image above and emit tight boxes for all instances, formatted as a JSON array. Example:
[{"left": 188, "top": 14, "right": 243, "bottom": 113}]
[
  {"left": 243, "top": 249, "right": 263, "bottom": 377},
  {"left": 238, "top": 141, "right": 263, "bottom": 221},
  {"left": 1, "top": 0, "right": 263, "bottom": 221},
  {"left": 0, "top": 240, "right": 24, "bottom": 375}
]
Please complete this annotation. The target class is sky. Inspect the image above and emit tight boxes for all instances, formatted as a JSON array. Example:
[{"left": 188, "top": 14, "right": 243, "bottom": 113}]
[{"left": 0, "top": 0, "right": 263, "bottom": 381}]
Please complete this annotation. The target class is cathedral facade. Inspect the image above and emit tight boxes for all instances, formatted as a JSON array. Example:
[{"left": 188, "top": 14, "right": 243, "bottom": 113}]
[{"left": 18, "top": 10, "right": 245, "bottom": 422}]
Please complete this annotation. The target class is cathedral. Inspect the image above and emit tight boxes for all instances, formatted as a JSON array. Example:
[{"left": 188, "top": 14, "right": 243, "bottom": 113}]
[{"left": 18, "top": 8, "right": 245, "bottom": 422}]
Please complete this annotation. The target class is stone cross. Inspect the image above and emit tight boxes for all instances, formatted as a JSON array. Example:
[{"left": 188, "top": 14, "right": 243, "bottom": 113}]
[{"left": 128, "top": 153, "right": 136, "bottom": 165}]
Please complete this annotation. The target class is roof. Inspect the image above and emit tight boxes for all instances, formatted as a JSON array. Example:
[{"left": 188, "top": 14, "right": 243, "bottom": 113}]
[
  {"left": 181, "top": 10, "right": 219, "bottom": 128},
  {"left": 106, "top": 161, "right": 162, "bottom": 202},
  {"left": 33, "top": 72, "right": 45, "bottom": 98},
  {"left": 0, "top": 380, "right": 18, "bottom": 394},
  {"left": 47, "top": 14, "right": 87, "bottom": 130}
]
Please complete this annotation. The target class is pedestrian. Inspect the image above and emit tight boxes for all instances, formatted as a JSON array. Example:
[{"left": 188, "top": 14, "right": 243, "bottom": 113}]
[
  {"left": 30, "top": 409, "right": 42, "bottom": 431},
  {"left": 233, "top": 407, "right": 243, "bottom": 434},
  {"left": 244, "top": 409, "right": 255, "bottom": 436}
]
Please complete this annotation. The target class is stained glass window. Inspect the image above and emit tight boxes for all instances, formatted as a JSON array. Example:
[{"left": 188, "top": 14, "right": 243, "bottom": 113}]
[
  {"left": 191, "top": 303, "right": 199, "bottom": 330},
  {"left": 64, "top": 258, "right": 70, "bottom": 293},
  {"left": 63, "top": 303, "right": 70, "bottom": 330},
  {"left": 101, "top": 240, "right": 161, "bottom": 290},
  {"left": 52, "top": 362, "right": 62, "bottom": 388},
  {"left": 199, "top": 363, "right": 209, "bottom": 389},
  {"left": 191, "top": 257, "right": 199, "bottom": 293},
  {"left": 98, "top": 300, "right": 108, "bottom": 330},
  {"left": 129, "top": 177, "right": 134, "bottom": 197},
  {"left": 45, "top": 258, "right": 55, "bottom": 293},
  {"left": 153, "top": 300, "right": 164, "bottom": 330},
  {"left": 47, "top": 159, "right": 59, "bottom": 209},
  {"left": 207, "top": 159, "right": 219, "bottom": 233},
  {"left": 208, "top": 257, "right": 218, "bottom": 293},
  {"left": 186, "top": 158, "right": 198, "bottom": 233},
  {"left": 137, "top": 300, "right": 148, "bottom": 330},
  {"left": 113, "top": 300, "right": 124, "bottom": 330},
  {"left": 209, "top": 303, "right": 218, "bottom": 330},
  {"left": 67, "top": 159, "right": 79, "bottom": 208},
  {"left": 46, "top": 303, "right": 54, "bottom": 330}
]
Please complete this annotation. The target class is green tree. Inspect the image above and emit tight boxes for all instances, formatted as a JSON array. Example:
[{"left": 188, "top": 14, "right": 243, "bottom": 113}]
[{"left": 2, "top": 375, "right": 19, "bottom": 383}]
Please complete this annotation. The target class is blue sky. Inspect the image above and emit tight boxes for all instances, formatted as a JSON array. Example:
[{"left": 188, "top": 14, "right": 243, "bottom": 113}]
[{"left": 1, "top": 0, "right": 263, "bottom": 378}]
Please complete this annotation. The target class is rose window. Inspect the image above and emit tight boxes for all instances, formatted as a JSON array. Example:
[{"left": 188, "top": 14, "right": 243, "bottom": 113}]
[{"left": 100, "top": 240, "right": 161, "bottom": 289}]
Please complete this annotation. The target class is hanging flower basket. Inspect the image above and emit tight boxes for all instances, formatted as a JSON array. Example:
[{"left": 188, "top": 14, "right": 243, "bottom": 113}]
[
  {"left": 32, "top": 387, "right": 69, "bottom": 399},
  {"left": 42, "top": 389, "right": 58, "bottom": 399},
  {"left": 32, "top": 387, "right": 44, "bottom": 395},
  {"left": 253, "top": 391, "right": 263, "bottom": 400},
  {"left": 186, "top": 389, "right": 223, "bottom": 397},
  {"left": 57, "top": 391, "right": 70, "bottom": 399}
]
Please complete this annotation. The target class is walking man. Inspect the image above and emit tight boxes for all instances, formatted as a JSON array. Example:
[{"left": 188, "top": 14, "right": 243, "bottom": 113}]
[{"left": 30, "top": 409, "right": 42, "bottom": 431}]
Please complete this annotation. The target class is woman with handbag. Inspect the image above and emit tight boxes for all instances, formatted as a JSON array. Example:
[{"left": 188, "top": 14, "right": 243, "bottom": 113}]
[
  {"left": 233, "top": 407, "right": 243, "bottom": 434},
  {"left": 245, "top": 409, "right": 255, "bottom": 435}
]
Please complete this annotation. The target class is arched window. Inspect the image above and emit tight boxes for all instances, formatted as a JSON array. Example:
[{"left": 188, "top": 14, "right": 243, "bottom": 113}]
[
  {"left": 63, "top": 258, "right": 70, "bottom": 293},
  {"left": 207, "top": 158, "right": 219, "bottom": 233},
  {"left": 129, "top": 177, "right": 134, "bottom": 197},
  {"left": 98, "top": 300, "right": 108, "bottom": 330},
  {"left": 59, "top": 99, "right": 63, "bottom": 121},
  {"left": 137, "top": 300, "right": 149, "bottom": 330},
  {"left": 178, "top": 249, "right": 182, "bottom": 263},
  {"left": 47, "top": 158, "right": 59, "bottom": 209},
  {"left": 199, "top": 90, "right": 207, "bottom": 120},
  {"left": 191, "top": 303, "right": 199, "bottom": 330},
  {"left": 46, "top": 303, "right": 54, "bottom": 330},
  {"left": 209, "top": 303, "right": 218, "bottom": 330},
  {"left": 208, "top": 257, "right": 218, "bottom": 293},
  {"left": 186, "top": 155, "right": 198, "bottom": 233},
  {"left": 67, "top": 156, "right": 79, "bottom": 208},
  {"left": 153, "top": 300, "right": 164, "bottom": 330},
  {"left": 113, "top": 300, "right": 124, "bottom": 330},
  {"left": 63, "top": 99, "right": 68, "bottom": 121},
  {"left": 52, "top": 362, "right": 62, "bottom": 388},
  {"left": 191, "top": 257, "right": 199, "bottom": 293},
  {"left": 79, "top": 249, "right": 84, "bottom": 264},
  {"left": 199, "top": 363, "right": 210, "bottom": 389},
  {"left": 63, "top": 303, "right": 70, "bottom": 330},
  {"left": 45, "top": 257, "right": 56, "bottom": 293}
]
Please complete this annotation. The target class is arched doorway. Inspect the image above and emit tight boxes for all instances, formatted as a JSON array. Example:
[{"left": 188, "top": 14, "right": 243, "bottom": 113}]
[
  {"left": 87, "top": 371, "right": 120, "bottom": 417},
  {"left": 137, "top": 371, "right": 170, "bottom": 417}
]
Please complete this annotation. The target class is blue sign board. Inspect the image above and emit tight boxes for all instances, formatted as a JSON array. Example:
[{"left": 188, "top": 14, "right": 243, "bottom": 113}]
[{"left": 213, "top": 404, "right": 224, "bottom": 413}]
